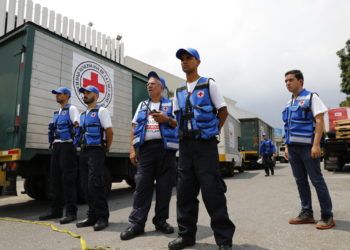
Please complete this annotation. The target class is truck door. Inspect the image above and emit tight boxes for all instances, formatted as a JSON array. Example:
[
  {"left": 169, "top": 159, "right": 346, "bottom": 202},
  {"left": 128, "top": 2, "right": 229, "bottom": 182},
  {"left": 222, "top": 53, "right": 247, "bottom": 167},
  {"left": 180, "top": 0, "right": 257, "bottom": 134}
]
[{"left": 0, "top": 36, "right": 24, "bottom": 150}]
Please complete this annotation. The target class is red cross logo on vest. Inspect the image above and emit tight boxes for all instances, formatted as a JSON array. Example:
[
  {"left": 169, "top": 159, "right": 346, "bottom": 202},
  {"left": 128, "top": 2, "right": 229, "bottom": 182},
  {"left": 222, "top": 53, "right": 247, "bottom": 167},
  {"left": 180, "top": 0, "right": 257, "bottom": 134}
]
[
  {"left": 83, "top": 72, "right": 105, "bottom": 94},
  {"left": 197, "top": 90, "right": 205, "bottom": 98}
]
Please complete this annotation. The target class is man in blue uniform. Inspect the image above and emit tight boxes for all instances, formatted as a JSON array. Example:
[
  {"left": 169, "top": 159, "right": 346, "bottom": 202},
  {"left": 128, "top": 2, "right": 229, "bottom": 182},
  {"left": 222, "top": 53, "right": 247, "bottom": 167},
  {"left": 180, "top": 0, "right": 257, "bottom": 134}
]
[
  {"left": 75, "top": 85, "right": 113, "bottom": 231},
  {"left": 168, "top": 48, "right": 235, "bottom": 250},
  {"left": 283, "top": 69, "right": 335, "bottom": 230},
  {"left": 259, "top": 132, "right": 276, "bottom": 176},
  {"left": 39, "top": 87, "right": 79, "bottom": 224},
  {"left": 120, "top": 71, "right": 178, "bottom": 240}
]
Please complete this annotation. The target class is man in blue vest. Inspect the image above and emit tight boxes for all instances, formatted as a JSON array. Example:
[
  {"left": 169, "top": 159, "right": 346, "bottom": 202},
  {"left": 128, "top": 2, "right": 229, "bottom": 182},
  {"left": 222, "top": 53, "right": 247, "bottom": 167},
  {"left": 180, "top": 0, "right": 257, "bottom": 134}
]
[
  {"left": 75, "top": 85, "right": 113, "bottom": 231},
  {"left": 259, "top": 132, "right": 276, "bottom": 176},
  {"left": 120, "top": 71, "right": 178, "bottom": 240},
  {"left": 168, "top": 48, "right": 235, "bottom": 250},
  {"left": 39, "top": 87, "right": 80, "bottom": 224},
  {"left": 283, "top": 70, "right": 334, "bottom": 230}
]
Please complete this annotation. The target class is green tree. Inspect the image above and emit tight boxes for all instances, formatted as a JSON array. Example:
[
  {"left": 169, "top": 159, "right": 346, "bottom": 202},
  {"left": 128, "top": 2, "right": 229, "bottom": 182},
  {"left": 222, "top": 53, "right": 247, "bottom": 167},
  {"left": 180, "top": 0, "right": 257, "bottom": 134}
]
[{"left": 337, "top": 39, "right": 350, "bottom": 107}]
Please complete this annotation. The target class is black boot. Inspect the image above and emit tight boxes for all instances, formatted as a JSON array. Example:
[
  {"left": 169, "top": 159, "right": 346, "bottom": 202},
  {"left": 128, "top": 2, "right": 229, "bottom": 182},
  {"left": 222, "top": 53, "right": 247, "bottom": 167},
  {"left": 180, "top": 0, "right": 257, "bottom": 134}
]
[{"left": 168, "top": 237, "right": 195, "bottom": 250}]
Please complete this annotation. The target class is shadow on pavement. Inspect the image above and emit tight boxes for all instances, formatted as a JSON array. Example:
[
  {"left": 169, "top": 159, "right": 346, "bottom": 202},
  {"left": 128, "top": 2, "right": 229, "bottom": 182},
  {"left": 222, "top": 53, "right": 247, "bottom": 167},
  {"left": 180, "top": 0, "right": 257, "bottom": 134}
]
[
  {"left": 332, "top": 219, "right": 350, "bottom": 232},
  {"left": 226, "top": 172, "right": 260, "bottom": 180}
]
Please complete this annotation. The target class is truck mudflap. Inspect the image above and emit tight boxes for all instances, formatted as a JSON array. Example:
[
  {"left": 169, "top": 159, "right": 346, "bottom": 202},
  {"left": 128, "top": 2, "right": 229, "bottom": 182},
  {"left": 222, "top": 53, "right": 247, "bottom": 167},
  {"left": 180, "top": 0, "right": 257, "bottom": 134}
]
[{"left": 0, "top": 149, "right": 21, "bottom": 195}]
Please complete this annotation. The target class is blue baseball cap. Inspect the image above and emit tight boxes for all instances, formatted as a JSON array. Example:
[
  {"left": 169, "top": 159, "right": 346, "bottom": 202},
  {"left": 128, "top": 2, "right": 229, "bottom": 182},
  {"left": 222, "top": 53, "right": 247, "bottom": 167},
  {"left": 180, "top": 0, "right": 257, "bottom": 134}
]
[
  {"left": 52, "top": 87, "right": 71, "bottom": 97},
  {"left": 79, "top": 85, "right": 99, "bottom": 94},
  {"left": 176, "top": 48, "right": 200, "bottom": 61},
  {"left": 148, "top": 71, "right": 167, "bottom": 89}
]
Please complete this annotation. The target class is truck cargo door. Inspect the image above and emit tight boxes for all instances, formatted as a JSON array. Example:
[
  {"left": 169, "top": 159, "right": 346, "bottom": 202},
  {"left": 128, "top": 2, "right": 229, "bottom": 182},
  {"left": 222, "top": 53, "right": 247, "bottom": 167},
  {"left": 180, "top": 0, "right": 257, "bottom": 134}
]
[{"left": 0, "top": 37, "right": 23, "bottom": 150}]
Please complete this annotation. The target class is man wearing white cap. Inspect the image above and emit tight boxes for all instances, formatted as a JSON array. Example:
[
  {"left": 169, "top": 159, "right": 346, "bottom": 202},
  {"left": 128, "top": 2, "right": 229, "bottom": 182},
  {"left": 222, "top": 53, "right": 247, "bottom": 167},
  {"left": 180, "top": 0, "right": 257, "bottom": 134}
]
[{"left": 39, "top": 87, "right": 80, "bottom": 224}]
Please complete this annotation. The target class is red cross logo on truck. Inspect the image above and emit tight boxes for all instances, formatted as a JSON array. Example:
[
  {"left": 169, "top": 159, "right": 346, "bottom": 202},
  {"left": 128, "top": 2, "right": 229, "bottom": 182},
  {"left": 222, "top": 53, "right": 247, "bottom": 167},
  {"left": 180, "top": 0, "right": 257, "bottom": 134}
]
[{"left": 83, "top": 72, "right": 105, "bottom": 93}]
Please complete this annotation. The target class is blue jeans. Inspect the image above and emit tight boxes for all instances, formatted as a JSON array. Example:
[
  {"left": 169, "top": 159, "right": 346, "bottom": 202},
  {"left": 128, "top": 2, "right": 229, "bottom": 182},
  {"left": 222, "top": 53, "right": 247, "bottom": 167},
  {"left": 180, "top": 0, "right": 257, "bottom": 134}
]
[{"left": 288, "top": 145, "right": 333, "bottom": 219}]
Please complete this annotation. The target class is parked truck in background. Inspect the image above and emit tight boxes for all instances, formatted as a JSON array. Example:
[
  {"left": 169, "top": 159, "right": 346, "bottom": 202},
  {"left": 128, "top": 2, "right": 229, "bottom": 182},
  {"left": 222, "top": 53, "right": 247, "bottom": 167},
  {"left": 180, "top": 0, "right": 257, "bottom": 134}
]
[
  {"left": 323, "top": 107, "right": 350, "bottom": 171},
  {"left": 275, "top": 144, "right": 288, "bottom": 163},
  {"left": 218, "top": 114, "right": 243, "bottom": 176},
  {"left": 0, "top": 22, "right": 149, "bottom": 199},
  {"left": 238, "top": 118, "right": 275, "bottom": 169}
]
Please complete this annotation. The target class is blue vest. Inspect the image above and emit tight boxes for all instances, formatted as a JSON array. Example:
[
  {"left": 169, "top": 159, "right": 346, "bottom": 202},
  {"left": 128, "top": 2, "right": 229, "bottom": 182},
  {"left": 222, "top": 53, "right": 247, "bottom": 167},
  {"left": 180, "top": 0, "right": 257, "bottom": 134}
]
[
  {"left": 282, "top": 89, "right": 314, "bottom": 145},
  {"left": 133, "top": 98, "right": 179, "bottom": 151},
  {"left": 51, "top": 104, "right": 73, "bottom": 141},
  {"left": 80, "top": 106, "right": 103, "bottom": 146},
  {"left": 260, "top": 139, "right": 275, "bottom": 155},
  {"left": 175, "top": 77, "right": 219, "bottom": 139}
]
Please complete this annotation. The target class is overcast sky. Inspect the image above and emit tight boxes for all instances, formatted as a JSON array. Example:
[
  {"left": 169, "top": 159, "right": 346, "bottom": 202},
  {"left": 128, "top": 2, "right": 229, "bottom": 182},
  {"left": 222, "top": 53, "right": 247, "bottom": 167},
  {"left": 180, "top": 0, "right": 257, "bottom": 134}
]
[{"left": 35, "top": 0, "right": 350, "bottom": 128}]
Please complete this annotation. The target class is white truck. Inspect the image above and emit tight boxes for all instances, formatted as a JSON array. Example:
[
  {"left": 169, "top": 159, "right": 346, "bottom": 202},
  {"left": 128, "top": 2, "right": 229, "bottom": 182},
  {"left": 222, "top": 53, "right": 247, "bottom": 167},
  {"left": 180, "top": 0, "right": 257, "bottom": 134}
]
[{"left": 218, "top": 114, "right": 243, "bottom": 176}]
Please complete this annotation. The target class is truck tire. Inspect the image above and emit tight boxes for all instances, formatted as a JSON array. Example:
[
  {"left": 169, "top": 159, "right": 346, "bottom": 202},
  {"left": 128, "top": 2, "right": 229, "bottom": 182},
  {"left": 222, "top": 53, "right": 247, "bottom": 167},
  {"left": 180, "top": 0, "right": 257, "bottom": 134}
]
[
  {"left": 227, "top": 161, "right": 235, "bottom": 177},
  {"left": 24, "top": 176, "right": 48, "bottom": 200}
]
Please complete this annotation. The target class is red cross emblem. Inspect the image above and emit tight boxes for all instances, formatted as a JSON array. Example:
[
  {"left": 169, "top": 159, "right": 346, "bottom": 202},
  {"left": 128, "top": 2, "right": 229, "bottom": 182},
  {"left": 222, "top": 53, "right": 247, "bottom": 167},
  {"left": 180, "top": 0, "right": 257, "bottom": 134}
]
[
  {"left": 83, "top": 72, "right": 105, "bottom": 93},
  {"left": 197, "top": 91, "right": 205, "bottom": 98}
]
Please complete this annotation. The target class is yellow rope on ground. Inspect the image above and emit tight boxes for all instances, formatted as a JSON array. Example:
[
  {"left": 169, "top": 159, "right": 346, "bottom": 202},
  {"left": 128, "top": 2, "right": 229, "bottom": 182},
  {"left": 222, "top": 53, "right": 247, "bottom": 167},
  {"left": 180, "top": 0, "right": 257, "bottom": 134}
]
[{"left": 0, "top": 217, "right": 111, "bottom": 250}]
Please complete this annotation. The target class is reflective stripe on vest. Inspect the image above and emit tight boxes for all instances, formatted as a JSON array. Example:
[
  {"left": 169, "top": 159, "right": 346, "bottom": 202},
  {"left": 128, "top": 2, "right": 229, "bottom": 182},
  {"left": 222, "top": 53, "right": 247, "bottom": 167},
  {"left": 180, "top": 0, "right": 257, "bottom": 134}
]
[
  {"left": 133, "top": 98, "right": 179, "bottom": 150},
  {"left": 282, "top": 89, "right": 314, "bottom": 145},
  {"left": 176, "top": 77, "right": 219, "bottom": 139}
]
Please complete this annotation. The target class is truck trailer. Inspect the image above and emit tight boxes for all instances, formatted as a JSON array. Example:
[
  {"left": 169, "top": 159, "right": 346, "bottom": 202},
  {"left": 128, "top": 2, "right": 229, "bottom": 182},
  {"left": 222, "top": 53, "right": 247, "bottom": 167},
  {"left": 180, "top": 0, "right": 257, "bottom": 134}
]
[
  {"left": 238, "top": 118, "right": 274, "bottom": 169},
  {"left": 218, "top": 114, "right": 243, "bottom": 176},
  {"left": 323, "top": 107, "right": 350, "bottom": 171},
  {"left": 0, "top": 22, "right": 149, "bottom": 199}
]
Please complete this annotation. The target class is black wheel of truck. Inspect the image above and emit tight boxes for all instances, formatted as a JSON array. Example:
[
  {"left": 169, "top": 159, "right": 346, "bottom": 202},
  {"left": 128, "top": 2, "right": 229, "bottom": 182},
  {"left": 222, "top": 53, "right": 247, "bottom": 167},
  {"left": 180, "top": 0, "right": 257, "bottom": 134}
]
[
  {"left": 24, "top": 176, "right": 48, "bottom": 200},
  {"left": 32, "top": 175, "right": 48, "bottom": 200},
  {"left": 24, "top": 178, "right": 34, "bottom": 199},
  {"left": 226, "top": 160, "right": 235, "bottom": 177}
]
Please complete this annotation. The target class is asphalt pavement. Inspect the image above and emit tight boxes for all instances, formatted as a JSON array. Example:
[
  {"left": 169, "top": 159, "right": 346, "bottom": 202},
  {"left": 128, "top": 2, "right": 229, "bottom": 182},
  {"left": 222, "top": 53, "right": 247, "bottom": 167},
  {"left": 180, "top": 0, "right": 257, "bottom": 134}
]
[{"left": 0, "top": 163, "right": 349, "bottom": 250}]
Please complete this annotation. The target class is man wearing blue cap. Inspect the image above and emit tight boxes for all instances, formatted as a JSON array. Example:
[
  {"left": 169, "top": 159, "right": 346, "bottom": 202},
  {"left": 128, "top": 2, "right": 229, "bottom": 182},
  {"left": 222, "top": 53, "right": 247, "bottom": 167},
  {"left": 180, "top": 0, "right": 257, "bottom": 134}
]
[
  {"left": 39, "top": 87, "right": 80, "bottom": 224},
  {"left": 75, "top": 85, "right": 114, "bottom": 231},
  {"left": 259, "top": 132, "right": 276, "bottom": 176},
  {"left": 169, "top": 48, "right": 235, "bottom": 250},
  {"left": 120, "top": 71, "right": 178, "bottom": 240}
]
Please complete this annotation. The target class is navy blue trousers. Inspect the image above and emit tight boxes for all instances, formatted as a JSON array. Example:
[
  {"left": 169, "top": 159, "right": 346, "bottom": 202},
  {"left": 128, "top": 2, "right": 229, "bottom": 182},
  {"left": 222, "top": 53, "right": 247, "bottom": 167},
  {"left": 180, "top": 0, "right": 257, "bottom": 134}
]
[
  {"left": 288, "top": 145, "right": 333, "bottom": 219},
  {"left": 128, "top": 141, "right": 176, "bottom": 229},
  {"left": 176, "top": 138, "right": 235, "bottom": 246}
]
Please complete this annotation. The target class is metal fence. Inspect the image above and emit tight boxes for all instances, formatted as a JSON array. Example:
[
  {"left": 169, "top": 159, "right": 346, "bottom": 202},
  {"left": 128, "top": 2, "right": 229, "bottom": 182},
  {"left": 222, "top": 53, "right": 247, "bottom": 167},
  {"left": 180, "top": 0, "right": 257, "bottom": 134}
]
[{"left": 0, "top": 0, "right": 124, "bottom": 64}]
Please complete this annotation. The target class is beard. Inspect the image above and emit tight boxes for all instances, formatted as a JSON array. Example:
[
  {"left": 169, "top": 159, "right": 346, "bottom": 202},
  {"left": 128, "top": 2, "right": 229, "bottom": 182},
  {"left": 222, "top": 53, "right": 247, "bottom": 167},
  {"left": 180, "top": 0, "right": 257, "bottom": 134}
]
[{"left": 83, "top": 96, "right": 95, "bottom": 104}]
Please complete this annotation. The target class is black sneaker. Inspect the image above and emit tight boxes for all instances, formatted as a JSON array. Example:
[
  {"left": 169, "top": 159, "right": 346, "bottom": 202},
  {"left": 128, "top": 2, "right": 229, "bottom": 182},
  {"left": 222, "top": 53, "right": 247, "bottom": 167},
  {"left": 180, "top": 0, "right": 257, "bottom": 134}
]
[{"left": 289, "top": 211, "right": 315, "bottom": 224}]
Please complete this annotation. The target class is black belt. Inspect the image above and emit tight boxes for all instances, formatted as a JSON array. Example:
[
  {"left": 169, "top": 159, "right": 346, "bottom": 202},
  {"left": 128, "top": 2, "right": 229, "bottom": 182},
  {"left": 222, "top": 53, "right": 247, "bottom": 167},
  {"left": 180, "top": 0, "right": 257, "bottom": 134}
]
[{"left": 143, "top": 139, "right": 163, "bottom": 145}]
